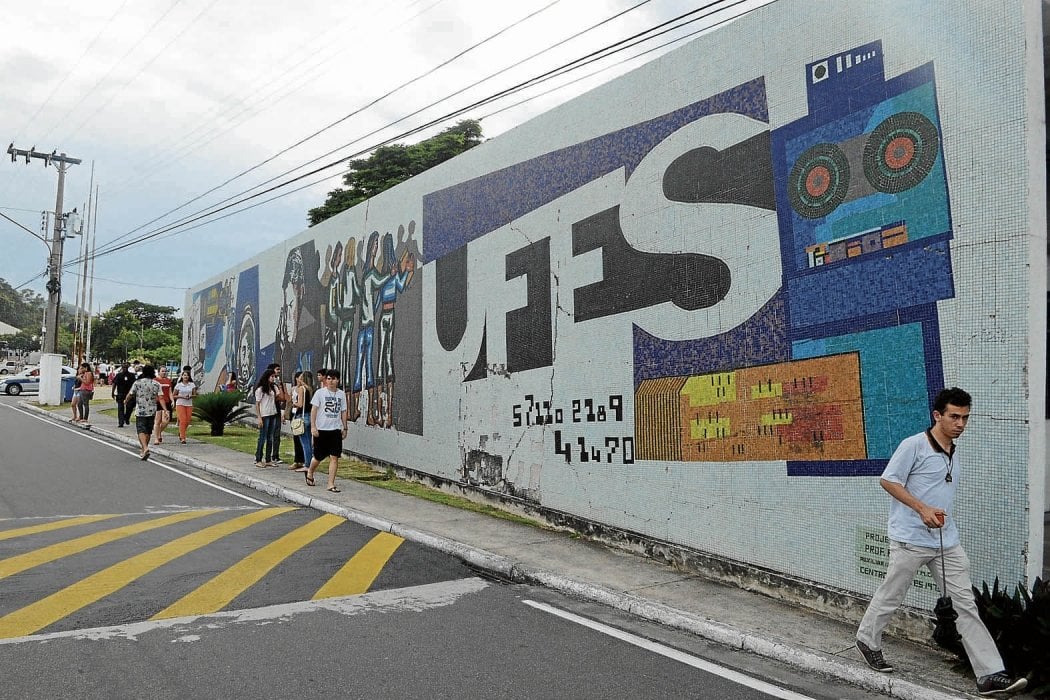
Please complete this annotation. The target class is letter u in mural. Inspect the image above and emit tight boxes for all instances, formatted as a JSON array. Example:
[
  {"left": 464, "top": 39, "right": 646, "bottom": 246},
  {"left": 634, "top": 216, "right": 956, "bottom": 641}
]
[{"left": 634, "top": 41, "right": 954, "bottom": 475}]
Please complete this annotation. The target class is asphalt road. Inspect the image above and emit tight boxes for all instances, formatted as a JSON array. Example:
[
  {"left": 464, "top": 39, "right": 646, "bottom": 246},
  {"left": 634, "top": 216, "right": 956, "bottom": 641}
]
[{"left": 0, "top": 397, "right": 884, "bottom": 699}]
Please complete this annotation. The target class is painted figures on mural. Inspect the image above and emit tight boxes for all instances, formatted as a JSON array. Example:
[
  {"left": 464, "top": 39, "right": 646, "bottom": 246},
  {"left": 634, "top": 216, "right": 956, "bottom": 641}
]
[
  {"left": 275, "top": 243, "right": 323, "bottom": 377},
  {"left": 855, "top": 388, "right": 1026, "bottom": 698},
  {"left": 374, "top": 227, "right": 416, "bottom": 427}
]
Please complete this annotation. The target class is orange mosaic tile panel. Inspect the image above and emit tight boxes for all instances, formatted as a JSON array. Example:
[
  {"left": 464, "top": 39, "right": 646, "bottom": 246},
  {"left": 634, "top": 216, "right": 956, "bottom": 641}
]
[{"left": 634, "top": 353, "right": 866, "bottom": 462}]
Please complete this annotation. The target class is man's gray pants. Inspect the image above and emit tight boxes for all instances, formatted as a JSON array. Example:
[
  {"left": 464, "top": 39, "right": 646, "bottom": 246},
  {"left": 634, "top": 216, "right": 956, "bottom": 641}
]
[{"left": 856, "top": 539, "right": 1003, "bottom": 678}]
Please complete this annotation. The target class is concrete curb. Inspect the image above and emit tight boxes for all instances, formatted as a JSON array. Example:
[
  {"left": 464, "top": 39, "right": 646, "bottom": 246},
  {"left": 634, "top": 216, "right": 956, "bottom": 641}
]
[{"left": 22, "top": 402, "right": 971, "bottom": 700}]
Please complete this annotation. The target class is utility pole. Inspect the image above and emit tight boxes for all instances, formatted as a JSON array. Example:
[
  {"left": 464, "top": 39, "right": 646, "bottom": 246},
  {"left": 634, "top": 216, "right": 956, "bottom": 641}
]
[{"left": 7, "top": 144, "right": 82, "bottom": 355}]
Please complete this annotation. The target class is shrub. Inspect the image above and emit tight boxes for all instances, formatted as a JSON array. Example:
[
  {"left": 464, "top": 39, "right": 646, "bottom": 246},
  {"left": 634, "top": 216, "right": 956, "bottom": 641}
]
[
  {"left": 191, "top": 391, "right": 253, "bottom": 436},
  {"left": 953, "top": 577, "right": 1050, "bottom": 696}
]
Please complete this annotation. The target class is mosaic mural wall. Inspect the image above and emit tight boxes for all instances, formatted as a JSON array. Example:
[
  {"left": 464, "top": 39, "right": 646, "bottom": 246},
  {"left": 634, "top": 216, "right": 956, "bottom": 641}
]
[{"left": 187, "top": 1, "right": 1045, "bottom": 601}]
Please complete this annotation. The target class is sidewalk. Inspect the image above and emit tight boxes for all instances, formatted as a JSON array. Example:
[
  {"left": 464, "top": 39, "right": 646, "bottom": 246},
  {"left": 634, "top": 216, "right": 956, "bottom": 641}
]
[{"left": 28, "top": 401, "right": 1024, "bottom": 700}]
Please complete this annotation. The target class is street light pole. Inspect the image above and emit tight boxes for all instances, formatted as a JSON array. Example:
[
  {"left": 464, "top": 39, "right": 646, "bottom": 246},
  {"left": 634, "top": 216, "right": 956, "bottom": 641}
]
[{"left": 7, "top": 144, "right": 82, "bottom": 356}]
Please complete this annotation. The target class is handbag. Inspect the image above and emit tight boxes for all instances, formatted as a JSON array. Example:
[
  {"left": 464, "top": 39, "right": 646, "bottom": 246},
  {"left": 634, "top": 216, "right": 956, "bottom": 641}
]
[{"left": 290, "top": 417, "right": 305, "bottom": 436}]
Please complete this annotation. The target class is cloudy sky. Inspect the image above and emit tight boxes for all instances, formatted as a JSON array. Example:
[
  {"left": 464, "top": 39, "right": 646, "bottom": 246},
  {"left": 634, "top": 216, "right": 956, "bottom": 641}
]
[{"left": 0, "top": 0, "right": 770, "bottom": 319}]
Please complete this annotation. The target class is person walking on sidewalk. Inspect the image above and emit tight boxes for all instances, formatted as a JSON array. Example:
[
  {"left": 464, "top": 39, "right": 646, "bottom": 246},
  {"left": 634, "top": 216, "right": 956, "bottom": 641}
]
[
  {"left": 253, "top": 368, "right": 280, "bottom": 467},
  {"left": 305, "top": 369, "right": 347, "bottom": 492},
  {"left": 267, "top": 363, "right": 289, "bottom": 465},
  {"left": 124, "top": 365, "right": 161, "bottom": 461},
  {"left": 72, "top": 362, "right": 95, "bottom": 424},
  {"left": 855, "top": 387, "right": 1026, "bottom": 698},
  {"left": 290, "top": 370, "right": 314, "bottom": 472},
  {"left": 153, "top": 366, "right": 173, "bottom": 444},
  {"left": 111, "top": 363, "right": 137, "bottom": 428},
  {"left": 171, "top": 368, "right": 197, "bottom": 444}
]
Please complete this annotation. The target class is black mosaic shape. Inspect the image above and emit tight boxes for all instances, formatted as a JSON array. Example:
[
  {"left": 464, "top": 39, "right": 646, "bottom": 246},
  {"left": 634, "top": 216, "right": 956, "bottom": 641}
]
[
  {"left": 435, "top": 247, "right": 469, "bottom": 351},
  {"left": 463, "top": 319, "right": 487, "bottom": 383},
  {"left": 787, "top": 142, "right": 850, "bottom": 218},
  {"left": 662, "top": 131, "right": 775, "bottom": 210},
  {"left": 572, "top": 206, "right": 731, "bottom": 323},
  {"left": 863, "top": 111, "right": 939, "bottom": 193},
  {"left": 506, "top": 238, "right": 553, "bottom": 373}
]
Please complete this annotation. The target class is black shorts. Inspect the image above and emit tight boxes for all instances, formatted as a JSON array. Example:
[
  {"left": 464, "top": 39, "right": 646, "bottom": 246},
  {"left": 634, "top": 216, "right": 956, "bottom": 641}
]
[
  {"left": 136, "top": 414, "right": 156, "bottom": 435},
  {"left": 312, "top": 429, "right": 343, "bottom": 460}
]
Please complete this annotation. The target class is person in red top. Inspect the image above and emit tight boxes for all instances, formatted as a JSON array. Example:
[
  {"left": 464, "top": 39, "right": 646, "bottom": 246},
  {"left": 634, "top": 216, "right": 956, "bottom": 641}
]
[
  {"left": 152, "top": 366, "right": 173, "bottom": 444},
  {"left": 73, "top": 362, "right": 95, "bottom": 425}
]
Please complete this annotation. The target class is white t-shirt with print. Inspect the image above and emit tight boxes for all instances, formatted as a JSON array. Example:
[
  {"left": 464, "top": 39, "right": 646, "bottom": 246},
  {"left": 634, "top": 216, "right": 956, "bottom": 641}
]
[{"left": 311, "top": 387, "right": 346, "bottom": 431}]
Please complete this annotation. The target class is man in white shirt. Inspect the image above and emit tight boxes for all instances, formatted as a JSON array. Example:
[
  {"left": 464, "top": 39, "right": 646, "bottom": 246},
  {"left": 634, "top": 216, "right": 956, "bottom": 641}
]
[
  {"left": 305, "top": 369, "right": 347, "bottom": 493},
  {"left": 855, "top": 387, "right": 1025, "bottom": 697}
]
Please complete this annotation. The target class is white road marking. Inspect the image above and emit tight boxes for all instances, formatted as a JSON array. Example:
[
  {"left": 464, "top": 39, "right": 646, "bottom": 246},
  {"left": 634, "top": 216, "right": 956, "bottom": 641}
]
[
  {"left": 5, "top": 403, "right": 267, "bottom": 506},
  {"left": 523, "top": 599, "right": 818, "bottom": 700},
  {"left": 0, "top": 577, "right": 490, "bottom": 645}
]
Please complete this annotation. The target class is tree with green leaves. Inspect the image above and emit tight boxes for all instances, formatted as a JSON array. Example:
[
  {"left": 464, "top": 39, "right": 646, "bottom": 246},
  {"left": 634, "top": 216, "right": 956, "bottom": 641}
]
[
  {"left": 309, "top": 119, "right": 483, "bottom": 226},
  {"left": 0, "top": 279, "right": 45, "bottom": 331},
  {"left": 92, "top": 300, "right": 182, "bottom": 362}
]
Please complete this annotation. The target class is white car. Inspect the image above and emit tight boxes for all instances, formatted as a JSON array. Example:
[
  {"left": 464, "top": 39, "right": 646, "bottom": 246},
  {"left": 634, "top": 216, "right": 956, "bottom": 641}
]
[
  {"left": 0, "top": 361, "right": 20, "bottom": 374},
  {"left": 0, "top": 365, "right": 76, "bottom": 395}
]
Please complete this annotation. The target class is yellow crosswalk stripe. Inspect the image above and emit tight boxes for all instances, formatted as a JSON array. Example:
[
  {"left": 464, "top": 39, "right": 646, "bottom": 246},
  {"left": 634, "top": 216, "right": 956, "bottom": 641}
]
[
  {"left": 313, "top": 531, "right": 405, "bottom": 599},
  {"left": 152, "top": 513, "right": 346, "bottom": 620},
  {"left": 0, "top": 507, "right": 295, "bottom": 639},
  {"left": 0, "top": 514, "right": 122, "bottom": 541},
  {"left": 0, "top": 510, "right": 218, "bottom": 581}
]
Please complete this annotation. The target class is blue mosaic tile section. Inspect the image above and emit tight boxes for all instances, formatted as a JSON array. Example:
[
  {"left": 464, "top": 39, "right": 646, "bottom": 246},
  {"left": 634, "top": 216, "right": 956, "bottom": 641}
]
[
  {"left": 422, "top": 78, "right": 769, "bottom": 263},
  {"left": 632, "top": 290, "right": 790, "bottom": 389},
  {"left": 793, "top": 322, "right": 929, "bottom": 459},
  {"left": 785, "top": 236, "right": 954, "bottom": 330}
]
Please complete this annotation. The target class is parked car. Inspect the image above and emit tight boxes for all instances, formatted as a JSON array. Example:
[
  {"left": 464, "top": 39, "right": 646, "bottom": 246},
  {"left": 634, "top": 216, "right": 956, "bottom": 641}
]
[
  {"left": 0, "top": 360, "right": 20, "bottom": 374},
  {"left": 0, "top": 365, "right": 76, "bottom": 395}
]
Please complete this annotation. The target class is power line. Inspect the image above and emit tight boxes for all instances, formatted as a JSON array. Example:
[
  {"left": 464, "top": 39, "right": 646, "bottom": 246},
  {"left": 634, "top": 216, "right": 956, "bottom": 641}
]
[
  {"left": 88, "top": 0, "right": 661, "bottom": 259},
  {"left": 105, "top": 0, "right": 431, "bottom": 193},
  {"left": 97, "top": 0, "right": 566, "bottom": 253},
  {"left": 75, "top": 0, "right": 766, "bottom": 265}
]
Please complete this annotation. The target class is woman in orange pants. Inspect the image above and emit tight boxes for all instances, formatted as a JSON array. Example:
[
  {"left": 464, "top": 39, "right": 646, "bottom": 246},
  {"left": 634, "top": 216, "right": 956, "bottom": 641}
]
[{"left": 171, "top": 368, "right": 198, "bottom": 443}]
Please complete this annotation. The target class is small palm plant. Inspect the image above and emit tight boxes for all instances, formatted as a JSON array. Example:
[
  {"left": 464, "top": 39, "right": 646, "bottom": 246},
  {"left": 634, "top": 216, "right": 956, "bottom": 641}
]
[{"left": 192, "top": 391, "right": 253, "bottom": 436}]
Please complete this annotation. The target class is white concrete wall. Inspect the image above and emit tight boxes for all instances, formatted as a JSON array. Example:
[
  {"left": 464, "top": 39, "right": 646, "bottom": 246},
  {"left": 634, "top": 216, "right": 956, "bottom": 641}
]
[{"left": 187, "top": 0, "right": 1046, "bottom": 597}]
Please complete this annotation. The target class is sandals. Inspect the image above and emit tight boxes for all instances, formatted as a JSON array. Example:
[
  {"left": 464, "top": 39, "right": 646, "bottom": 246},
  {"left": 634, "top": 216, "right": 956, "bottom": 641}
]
[
  {"left": 327, "top": 486, "right": 340, "bottom": 493},
  {"left": 305, "top": 473, "right": 315, "bottom": 486},
  {"left": 140, "top": 450, "right": 150, "bottom": 461}
]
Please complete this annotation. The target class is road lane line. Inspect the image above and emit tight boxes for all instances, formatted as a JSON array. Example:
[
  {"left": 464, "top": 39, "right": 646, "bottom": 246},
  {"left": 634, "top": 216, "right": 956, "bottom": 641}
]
[
  {"left": 0, "top": 506, "right": 295, "bottom": 639},
  {"left": 523, "top": 600, "right": 818, "bottom": 700},
  {"left": 0, "top": 577, "right": 491, "bottom": 645},
  {"left": 152, "top": 512, "right": 345, "bottom": 620},
  {"left": 7, "top": 404, "right": 267, "bottom": 506},
  {"left": 0, "top": 510, "right": 219, "bottom": 580},
  {"left": 313, "top": 531, "right": 405, "bottom": 599},
  {"left": 0, "top": 514, "right": 122, "bottom": 541}
]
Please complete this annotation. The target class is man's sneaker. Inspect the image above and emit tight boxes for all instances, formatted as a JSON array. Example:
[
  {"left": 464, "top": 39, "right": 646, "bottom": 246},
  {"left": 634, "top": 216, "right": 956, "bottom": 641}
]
[
  {"left": 856, "top": 640, "right": 894, "bottom": 672},
  {"left": 976, "top": 672, "right": 1027, "bottom": 697},
  {"left": 271, "top": 458, "right": 284, "bottom": 465}
]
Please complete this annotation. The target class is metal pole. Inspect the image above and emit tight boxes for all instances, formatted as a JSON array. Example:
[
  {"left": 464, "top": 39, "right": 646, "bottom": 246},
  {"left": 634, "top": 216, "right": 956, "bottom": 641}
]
[
  {"left": 42, "top": 159, "right": 67, "bottom": 356},
  {"left": 85, "top": 184, "right": 98, "bottom": 362},
  {"left": 6, "top": 145, "right": 82, "bottom": 357}
]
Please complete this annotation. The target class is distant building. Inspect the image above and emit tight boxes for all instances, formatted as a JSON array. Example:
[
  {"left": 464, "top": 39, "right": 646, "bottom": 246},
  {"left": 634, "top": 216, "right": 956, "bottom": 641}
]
[{"left": 0, "top": 320, "right": 19, "bottom": 336}]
